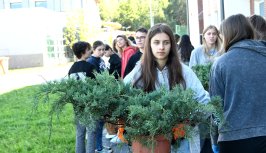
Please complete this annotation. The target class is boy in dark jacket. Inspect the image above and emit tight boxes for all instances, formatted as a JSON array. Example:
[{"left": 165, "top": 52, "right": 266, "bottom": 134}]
[
  {"left": 124, "top": 28, "right": 147, "bottom": 78},
  {"left": 68, "top": 41, "right": 95, "bottom": 153}
]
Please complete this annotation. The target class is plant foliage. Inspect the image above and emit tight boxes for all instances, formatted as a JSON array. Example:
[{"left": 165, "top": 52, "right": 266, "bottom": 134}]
[
  {"left": 34, "top": 71, "right": 223, "bottom": 148},
  {"left": 192, "top": 63, "right": 212, "bottom": 90},
  {"left": 34, "top": 71, "right": 142, "bottom": 129},
  {"left": 125, "top": 86, "right": 223, "bottom": 147}
]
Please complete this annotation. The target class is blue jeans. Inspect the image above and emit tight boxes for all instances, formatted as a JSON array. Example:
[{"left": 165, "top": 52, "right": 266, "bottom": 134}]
[
  {"left": 171, "top": 139, "right": 190, "bottom": 153},
  {"left": 75, "top": 121, "right": 86, "bottom": 153},
  {"left": 212, "top": 144, "right": 220, "bottom": 153},
  {"left": 87, "top": 120, "right": 105, "bottom": 152}
]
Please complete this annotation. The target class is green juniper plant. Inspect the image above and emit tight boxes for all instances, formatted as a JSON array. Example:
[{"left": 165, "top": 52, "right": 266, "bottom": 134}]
[
  {"left": 34, "top": 70, "right": 223, "bottom": 149},
  {"left": 33, "top": 76, "right": 95, "bottom": 138},
  {"left": 191, "top": 63, "right": 212, "bottom": 90},
  {"left": 124, "top": 85, "right": 223, "bottom": 148},
  {"left": 34, "top": 71, "right": 143, "bottom": 129}
]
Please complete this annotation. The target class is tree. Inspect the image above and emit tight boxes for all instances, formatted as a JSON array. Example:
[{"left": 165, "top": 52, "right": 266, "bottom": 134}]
[
  {"left": 98, "top": 0, "right": 119, "bottom": 21},
  {"left": 97, "top": 0, "right": 187, "bottom": 31},
  {"left": 63, "top": 9, "right": 101, "bottom": 58},
  {"left": 163, "top": 0, "right": 187, "bottom": 34},
  {"left": 98, "top": 0, "right": 169, "bottom": 30},
  {"left": 113, "top": 0, "right": 149, "bottom": 30}
]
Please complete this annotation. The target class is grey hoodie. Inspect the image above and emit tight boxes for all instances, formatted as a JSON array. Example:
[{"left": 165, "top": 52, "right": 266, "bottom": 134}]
[{"left": 209, "top": 39, "right": 266, "bottom": 142}]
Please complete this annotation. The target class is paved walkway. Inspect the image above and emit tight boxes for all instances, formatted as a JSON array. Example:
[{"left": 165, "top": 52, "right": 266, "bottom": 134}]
[{"left": 0, "top": 63, "right": 72, "bottom": 94}]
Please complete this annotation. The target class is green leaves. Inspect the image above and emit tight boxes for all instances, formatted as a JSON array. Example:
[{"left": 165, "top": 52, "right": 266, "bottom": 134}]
[
  {"left": 192, "top": 63, "right": 212, "bottom": 90},
  {"left": 35, "top": 70, "right": 224, "bottom": 147},
  {"left": 125, "top": 85, "right": 224, "bottom": 145},
  {"left": 35, "top": 71, "right": 143, "bottom": 129}
]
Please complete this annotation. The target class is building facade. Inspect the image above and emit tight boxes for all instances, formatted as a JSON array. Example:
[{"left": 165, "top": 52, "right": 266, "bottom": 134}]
[
  {"left": 0, "top": 0, "right": 92, "bottom": 12},
  {"left": 0, "top": 0, "right": 101, "bottom": 69},
  {"left": 188, "top": 0, "right": 265, "bottom": 46}
]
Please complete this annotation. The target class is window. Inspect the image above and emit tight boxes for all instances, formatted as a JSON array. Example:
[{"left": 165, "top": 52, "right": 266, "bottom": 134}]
[
  {"left": 47, "top": 38, "right": 55, "bottom": 58},
  {"left": 35, "top": 1, "right": 47, "bottom": 8},
  {"left": 259, "top": 2, "right": 264, "bottom": 16},
  {"left": 10, "top": 2, "right": 22, "bottom": 9}
]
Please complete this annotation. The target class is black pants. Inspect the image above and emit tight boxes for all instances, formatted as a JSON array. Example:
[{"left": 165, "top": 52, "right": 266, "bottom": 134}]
[
  {"left": 219, "top": 136, "right": 266, "bottom": 153},
  {"left": 200, "top": 138, "right": 213, "bottom": 153}
]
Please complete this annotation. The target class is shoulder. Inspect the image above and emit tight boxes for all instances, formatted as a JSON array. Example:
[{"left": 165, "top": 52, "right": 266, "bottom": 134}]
[
  {"left": 109, "top": 54, "right": 121, "bottom": 62},
  {"left": 79, "top": 61, "right": 95, "bottom": 69},
  {"left": 68, "top": 62, "right": 78, "bottom": 73},
  {"left": 124, "top": 46, "right": 137, "bottom": 52},
  {"left": 191, "top": 45, "right": 204, "bottom": 54},
  {"left": 129, "top": 51, "right": 142, "bottom": 60},
  {"left": 85, "top": 61, "right": 95, "bottom": 68},
  {"left": 111, "top": 54, "right": 121, "bottom": 60},
  {"left": 87, "top": 56, "right": 94, "bottom": 62}
]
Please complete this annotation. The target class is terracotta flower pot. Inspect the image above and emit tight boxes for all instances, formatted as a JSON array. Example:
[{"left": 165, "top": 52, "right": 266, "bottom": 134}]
[{"left": 132, "top": 135, "right": 171, "bottom": 153}]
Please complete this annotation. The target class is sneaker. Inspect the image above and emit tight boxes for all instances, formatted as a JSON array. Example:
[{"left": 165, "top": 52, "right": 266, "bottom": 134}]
[
  {"left": 103, "top": 146, "right": 112, "bottom": 150},
  {"left": 110, "top": 135, "right": 123, "bottom": 144},
  {"left": 105, "top": 133, "right": 116, "bottom": 139},
  {"left": 95, "top": 148, "right": 113, "bottom": 153}
]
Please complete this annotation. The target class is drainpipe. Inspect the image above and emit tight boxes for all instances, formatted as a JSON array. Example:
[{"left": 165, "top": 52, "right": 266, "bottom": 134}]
[{"left": 220, "top": 0, "right": 225, "bottom": 21}]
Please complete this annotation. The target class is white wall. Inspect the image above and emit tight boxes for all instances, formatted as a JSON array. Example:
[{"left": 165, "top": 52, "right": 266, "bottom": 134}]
[
  {"left": 0, "top": 8, "right": 54, "bottom": 56},
  {"left": 188, "top": 0, "right": 252, "bottom": 45},
  {"left": 188, "top": 0, "right": 201, "bottom": 47},
  {"left": 224, "top": 0, "right": 250, "bottom": 18},
  {"left": 203, "top": 0, "right": 221, "bottom": 28},
  {"left": 0, "top": 8, "right": 66, "bottom": 68}
]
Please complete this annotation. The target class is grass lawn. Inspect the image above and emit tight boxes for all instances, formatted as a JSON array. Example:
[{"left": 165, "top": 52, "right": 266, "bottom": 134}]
[{"left": 0, "top": 85, "right": 76, "bottom": 153}]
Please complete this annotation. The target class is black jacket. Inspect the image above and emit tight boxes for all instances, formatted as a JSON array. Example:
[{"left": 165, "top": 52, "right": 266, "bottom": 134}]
[
  {"left": 109, "top": 54, "right": 121, "bottom": 79},
  {"left": 124, "top": 50, "right": 142, "bottom": 78},
  {"left": 68, "top": 61, "right": 95, "bottom": 79}
]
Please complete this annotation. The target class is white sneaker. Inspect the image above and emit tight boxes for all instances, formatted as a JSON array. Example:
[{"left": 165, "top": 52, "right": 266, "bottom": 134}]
[
  {"left": 105, "top": 133, "right": 116, "bottom": 139},
  {"left": 110, "top": 135, "right": 123, "bottom": 144}
]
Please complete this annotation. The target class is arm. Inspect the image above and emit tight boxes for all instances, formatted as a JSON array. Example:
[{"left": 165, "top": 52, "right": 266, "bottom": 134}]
[
  {"left": 189, "top": 48, "right": 199, "bottom": 68},
  {"left": 124, "top": 55, "right": 136, "bottom": 78},
  {"left": 182, "top": 64, "right": 210, "bottom": 104},
  {"left": 123, "top": 61, "right": 141, "bottom": 85},
  {"left": 109, "top": 54, "right": 121, "bottom": 79},
  {"left": 121, "top": 48, "right": 137, "bottom": 78}
]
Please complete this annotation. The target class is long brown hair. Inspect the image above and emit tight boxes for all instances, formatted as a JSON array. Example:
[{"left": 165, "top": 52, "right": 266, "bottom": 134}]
[
  {"left": 248, "top": 14, "right": 266, "bottom": 41},
  {"left": 220, "top": 14, "right": 254, "bottom": 51},
  {"left": 134, "top": 23, "right": 186, "bottom": 92}
]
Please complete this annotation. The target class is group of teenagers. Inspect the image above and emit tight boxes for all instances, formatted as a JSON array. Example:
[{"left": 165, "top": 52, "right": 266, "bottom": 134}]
[{"left": 68, "top": 13, "right": 266, "bottom": 153}]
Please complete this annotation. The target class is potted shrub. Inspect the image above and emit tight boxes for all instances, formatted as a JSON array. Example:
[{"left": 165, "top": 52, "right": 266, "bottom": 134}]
[
  {"left": 34, "top": 71, "right": 223, "bottom": 153},
  {"left": 124, "top": 86, "right": 223, "bottom": 153},
  {"left": 34, "top": 71, "right": 142, "bottom": 129}
]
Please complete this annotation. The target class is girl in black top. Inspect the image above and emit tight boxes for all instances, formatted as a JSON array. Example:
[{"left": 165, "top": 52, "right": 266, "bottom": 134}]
[{"left": 104, "top": 44, "right": 121, "bottom": 79}]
